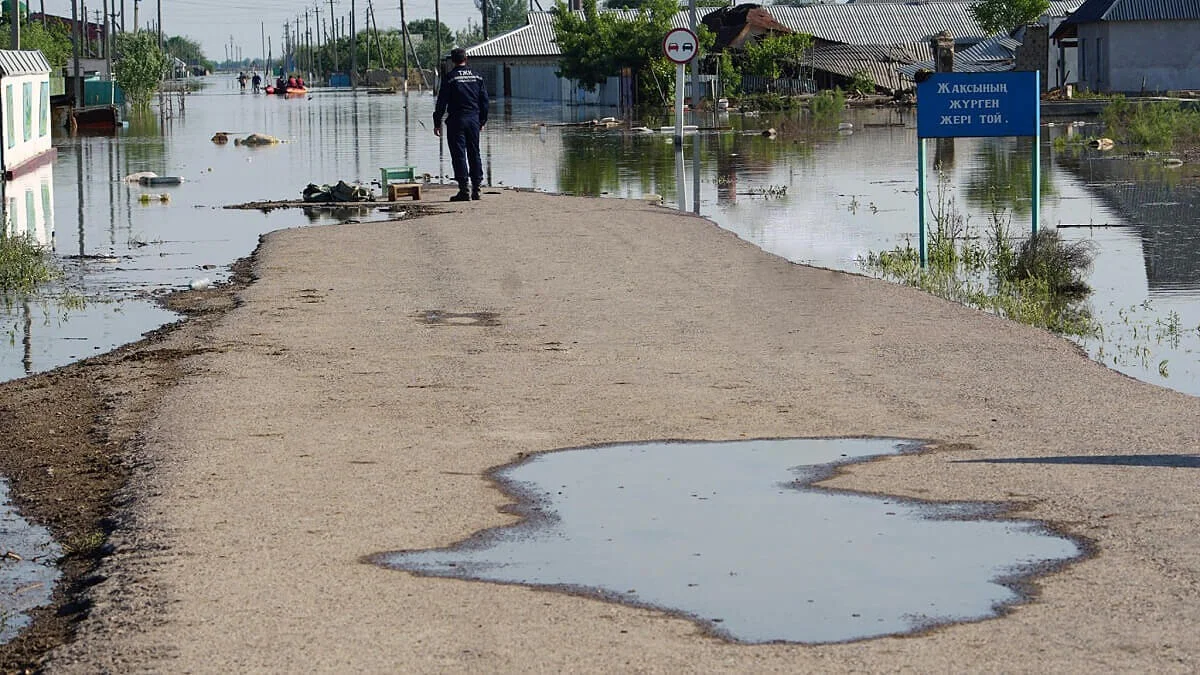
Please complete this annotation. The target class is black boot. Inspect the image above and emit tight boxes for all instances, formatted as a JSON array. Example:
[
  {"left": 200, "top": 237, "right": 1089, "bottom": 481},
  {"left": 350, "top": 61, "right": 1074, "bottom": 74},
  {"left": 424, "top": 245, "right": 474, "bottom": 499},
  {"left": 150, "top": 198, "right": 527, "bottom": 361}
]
[
  {"left": 449, "top": 189, "right": 471, "bottom": 202},
  {"left": 471, "top": 185, "right": 481, "bottom": 200}
]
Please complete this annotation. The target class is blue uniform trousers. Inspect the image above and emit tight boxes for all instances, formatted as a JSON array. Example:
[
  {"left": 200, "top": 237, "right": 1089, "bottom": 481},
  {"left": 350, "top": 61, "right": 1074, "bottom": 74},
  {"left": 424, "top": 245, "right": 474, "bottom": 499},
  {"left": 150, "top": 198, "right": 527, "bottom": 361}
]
[{"left": 446, "top": 116, "right": 483, "bottom": 192}]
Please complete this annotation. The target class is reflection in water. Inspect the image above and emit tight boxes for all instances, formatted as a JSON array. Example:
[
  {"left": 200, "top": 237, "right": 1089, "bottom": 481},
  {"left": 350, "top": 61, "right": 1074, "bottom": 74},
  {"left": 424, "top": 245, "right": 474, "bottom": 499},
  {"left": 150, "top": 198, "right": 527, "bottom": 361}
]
[
  {"left": 0, "top": 478, "right": 61, "bottom": 644},
  {"left": 1, "top": 162, "right": 56, "bottom": 376},
  {"left": 962, "top": 137, "right": 1058, "bottom": 217},
  {"left": 377, "top": 438, "right": 1082, "bottom": 644},
  {"left": 1054, "top": 152, "right": 1200, "bottom": 293},
  {"left": 2, "top": 162, "right": 55, "bottom": 245}
]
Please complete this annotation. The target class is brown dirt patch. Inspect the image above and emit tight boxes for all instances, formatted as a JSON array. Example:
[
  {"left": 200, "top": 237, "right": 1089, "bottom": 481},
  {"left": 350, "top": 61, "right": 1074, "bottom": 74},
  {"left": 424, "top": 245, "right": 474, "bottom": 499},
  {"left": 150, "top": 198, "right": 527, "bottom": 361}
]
[{"left": 0, "top": 258, "right": 253, "bottom": 673}]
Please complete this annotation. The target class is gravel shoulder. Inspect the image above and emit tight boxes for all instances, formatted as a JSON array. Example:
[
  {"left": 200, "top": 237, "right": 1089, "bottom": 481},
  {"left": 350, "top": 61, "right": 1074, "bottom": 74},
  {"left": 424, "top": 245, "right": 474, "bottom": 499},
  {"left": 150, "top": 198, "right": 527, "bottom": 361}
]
[{"left": 4, "top": 188, "right": 1199, "bottom": 672}]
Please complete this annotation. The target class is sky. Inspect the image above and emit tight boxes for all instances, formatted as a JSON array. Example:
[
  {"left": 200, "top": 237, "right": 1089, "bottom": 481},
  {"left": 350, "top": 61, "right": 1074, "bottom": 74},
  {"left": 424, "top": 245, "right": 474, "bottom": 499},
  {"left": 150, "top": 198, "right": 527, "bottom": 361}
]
[{"left": 38, "top": 0, "right": 504, "bottom": 63}]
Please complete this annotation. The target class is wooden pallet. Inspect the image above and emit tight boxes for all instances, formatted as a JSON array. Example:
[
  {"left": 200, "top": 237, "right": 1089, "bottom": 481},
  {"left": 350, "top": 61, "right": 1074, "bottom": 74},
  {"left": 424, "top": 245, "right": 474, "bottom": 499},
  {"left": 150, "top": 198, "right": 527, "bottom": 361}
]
[{"left": 387, "top": 183, "right": 422, "bottom": 201}]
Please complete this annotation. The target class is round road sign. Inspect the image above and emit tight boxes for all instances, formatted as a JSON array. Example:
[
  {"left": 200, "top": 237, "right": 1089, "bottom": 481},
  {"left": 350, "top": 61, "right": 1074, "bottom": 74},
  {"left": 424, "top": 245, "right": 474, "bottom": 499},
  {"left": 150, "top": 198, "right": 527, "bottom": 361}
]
[{"left": 663, "top": 28, "right": 698, "bottom": 64}]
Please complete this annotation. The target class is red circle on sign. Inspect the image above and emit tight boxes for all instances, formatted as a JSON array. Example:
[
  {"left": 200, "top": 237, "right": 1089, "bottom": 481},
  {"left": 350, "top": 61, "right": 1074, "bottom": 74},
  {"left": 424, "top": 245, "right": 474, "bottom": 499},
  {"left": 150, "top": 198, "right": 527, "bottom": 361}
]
[{"left": 663, "top": 28, "right": 698, "bottom": 64}]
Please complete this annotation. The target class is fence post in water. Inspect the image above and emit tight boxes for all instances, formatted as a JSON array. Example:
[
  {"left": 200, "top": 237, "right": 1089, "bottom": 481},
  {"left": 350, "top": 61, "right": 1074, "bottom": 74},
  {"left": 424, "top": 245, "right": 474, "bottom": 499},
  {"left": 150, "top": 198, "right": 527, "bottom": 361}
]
[{"left": 917, "top": 138, "right": 927, "bottom": 268}]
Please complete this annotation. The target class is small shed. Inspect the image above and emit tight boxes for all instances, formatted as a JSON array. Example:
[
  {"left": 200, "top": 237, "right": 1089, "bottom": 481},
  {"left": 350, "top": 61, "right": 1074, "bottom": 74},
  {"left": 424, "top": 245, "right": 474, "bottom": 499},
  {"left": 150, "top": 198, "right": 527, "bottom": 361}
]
[{"left": 0, "top": 49, "right": 56, "bottom": 181}]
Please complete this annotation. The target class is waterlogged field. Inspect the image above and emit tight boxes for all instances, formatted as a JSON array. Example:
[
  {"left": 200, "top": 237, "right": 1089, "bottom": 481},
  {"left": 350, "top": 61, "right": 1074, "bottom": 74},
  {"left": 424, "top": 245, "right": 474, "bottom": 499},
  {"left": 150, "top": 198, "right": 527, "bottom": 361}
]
[{"left": 2, "top": 77, "right": 1198, "bottom": 395}]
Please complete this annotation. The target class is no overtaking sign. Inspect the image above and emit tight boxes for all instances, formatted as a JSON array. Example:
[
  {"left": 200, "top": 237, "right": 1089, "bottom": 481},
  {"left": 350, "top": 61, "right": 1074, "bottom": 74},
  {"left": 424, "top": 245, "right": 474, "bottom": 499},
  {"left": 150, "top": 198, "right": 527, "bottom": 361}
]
[{"left": 663, "top": 28, "right": 698, "bottom": 64}]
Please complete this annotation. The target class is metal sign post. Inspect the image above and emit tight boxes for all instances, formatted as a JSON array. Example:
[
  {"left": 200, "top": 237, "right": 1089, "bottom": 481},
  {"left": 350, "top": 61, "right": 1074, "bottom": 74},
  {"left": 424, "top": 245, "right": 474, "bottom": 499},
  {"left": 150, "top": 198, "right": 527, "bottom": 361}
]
[
  {"left": 915, "top": 71, "right": 1041, "bottom": 267},
  {"left": 663, "top": 27, "right": 698, "bottom": 212}
]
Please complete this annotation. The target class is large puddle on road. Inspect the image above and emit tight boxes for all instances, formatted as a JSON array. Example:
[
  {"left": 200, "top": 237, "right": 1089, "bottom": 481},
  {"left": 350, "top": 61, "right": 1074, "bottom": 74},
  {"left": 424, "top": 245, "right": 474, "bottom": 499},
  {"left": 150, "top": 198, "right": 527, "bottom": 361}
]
[
  {"left": 374, "top": 438, "right": 1083, "bottom": 644},
  {"left": 0, "top": 479, "right": 61, "bottom": 643}
]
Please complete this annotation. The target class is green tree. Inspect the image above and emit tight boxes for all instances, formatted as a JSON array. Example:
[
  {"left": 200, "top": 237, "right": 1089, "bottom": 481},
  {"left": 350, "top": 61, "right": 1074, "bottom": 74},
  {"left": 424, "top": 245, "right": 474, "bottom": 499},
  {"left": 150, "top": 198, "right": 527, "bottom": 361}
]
[
  {"left": 968, "top": 0, "right": 1050, "bottom": 35},
  {"left": 474, "top": 0, "right": 528, "bottom": 36},
  {"left": 553, "top": 0, "right": 690, "bottom": 108},
  {"left": 407, "top": 18, "right": 455, "bottom": 70},
  {"left": 164, "top": 35, "right": 214, "bottom": 72},
  {"left": 113, "top": 32, "right": 170, "bottom": 108},
  {"left": 455, "top": 19, "right": 485, "bottom": 48},
  {"left": 740, "top": 32, "right": 811, "bottom": 80},
  {"left": 0, "top": 19, "right": 72, "bottom": 67}
]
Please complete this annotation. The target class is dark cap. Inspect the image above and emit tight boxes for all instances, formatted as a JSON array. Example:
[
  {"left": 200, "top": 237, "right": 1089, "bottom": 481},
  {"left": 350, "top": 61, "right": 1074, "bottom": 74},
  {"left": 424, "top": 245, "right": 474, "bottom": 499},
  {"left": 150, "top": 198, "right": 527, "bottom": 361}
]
[{"left": 450, "top": 47, "right": 467, "bottom": 64}]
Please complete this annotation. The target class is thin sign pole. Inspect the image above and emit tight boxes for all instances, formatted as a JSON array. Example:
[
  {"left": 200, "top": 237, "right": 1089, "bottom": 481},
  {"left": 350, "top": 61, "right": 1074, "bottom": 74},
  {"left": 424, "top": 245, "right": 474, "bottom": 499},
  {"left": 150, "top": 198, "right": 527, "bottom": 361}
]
[
  {"left": 675, "top": 61, "right": 685, "bottom": 211},
  {"left": 674, "top": 62, "right": 684, "bottom": 146},
  {"left": 917, "top": 138, "right": 927, "bottom": 268},
  {"left": 1031, "top": 70, "right": 1041, "bottom": 236}
]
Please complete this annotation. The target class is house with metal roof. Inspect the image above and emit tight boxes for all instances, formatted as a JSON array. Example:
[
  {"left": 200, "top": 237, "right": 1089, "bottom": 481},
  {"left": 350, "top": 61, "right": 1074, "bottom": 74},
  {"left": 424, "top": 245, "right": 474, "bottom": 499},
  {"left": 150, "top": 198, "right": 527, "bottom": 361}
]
[
  {"left": 1052, "top": 0, "right": 1200, "bottom": 93},
  {"left": 0, "top": 50, "right": 57, "bottom": 183}
]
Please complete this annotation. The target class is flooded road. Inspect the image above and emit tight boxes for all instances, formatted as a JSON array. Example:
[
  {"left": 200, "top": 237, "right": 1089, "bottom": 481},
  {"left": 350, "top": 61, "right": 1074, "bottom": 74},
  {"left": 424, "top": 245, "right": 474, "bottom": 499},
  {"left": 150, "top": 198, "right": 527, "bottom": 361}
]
[
  {"left": 377, "top": 438, "right": 1082, "bottom": 644},
  {"left": 4, "top": 77, "right": 1198, "bottom": 394}
]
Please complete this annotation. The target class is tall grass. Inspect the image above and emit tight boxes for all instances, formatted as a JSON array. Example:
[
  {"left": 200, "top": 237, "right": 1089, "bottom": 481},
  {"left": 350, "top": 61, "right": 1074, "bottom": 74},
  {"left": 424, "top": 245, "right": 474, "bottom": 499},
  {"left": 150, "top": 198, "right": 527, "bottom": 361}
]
[
  {"left": 1100, "top": 97, "right": 1200, "bottom": 151},
  {"left": 0, "top": 231, "right": 59, "bottom": 296},
  {"left": 859, "top": 175, "right": 1098, "bottom": 337},
  {"left": 809, "top": 88, "right": 845, "bottom": 123}
]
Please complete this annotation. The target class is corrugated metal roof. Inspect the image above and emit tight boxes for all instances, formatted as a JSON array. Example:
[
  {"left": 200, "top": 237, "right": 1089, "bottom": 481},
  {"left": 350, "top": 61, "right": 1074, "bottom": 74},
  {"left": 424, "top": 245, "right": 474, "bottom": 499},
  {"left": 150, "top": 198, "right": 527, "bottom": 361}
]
[
  {"left": 1063, "top": 0, "right": 1200, "bottom": 24},
  {"left": 468, "top": 23, "right": 558, "bottom": 58},
  {"left": 769, "top": 2, "right": 986, "bottom": 45},
  {"left": 1047, "top": 1, "right": 1086, "bottom": 17},
  {"left": 897, "top": 32, "right": 1022, "bottom": 78},
  {"left": 0, "top": 49, "right": 51, "bottom": 76},
  {"left": 957, "top": 35, "right": 1021, "bottom": 62},
  {"left": 809, "top": 42, "right": 925, "bottom": 92}
]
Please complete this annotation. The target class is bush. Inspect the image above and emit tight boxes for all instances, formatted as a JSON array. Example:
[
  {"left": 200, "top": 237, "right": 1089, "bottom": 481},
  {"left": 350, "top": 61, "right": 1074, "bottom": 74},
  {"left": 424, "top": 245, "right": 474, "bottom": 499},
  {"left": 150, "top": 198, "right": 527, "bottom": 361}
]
[
  {"left": 847, "top": 69, "right": 874, "bottom": 96},
  {"left": 1008, "top": 229, "right": 1095, "bottom": 299}
]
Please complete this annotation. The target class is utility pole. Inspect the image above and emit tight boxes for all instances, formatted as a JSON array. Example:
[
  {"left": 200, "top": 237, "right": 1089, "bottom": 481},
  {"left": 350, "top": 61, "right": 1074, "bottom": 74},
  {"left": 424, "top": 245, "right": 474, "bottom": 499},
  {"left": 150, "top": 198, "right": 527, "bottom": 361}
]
[
  {"left": 328, "top": 0, "right": 337, "bottom": 74},
  {"left": 439, "top": 0, "right": 444, "bottom": 90},
  {"left": 132, "top": 0, "right": 138, "bottom": 34},
  {"left": 155, "top": 0, "right": 160, "bottom": 47},
  {"left": 72, "top": 0, "right": 82, "bottom": 107},
  {"left": 398, "top": 0, "right": 408, "bottom": 81},
  {"left": 260, "top": 22, "right": 265, "bottom": 72},
  {"left": 312, "top": 3, "right": 321, "bottom": 76},
  {"left": 368, "top": 0, "right": 383, "bottom": 69},
  {"left": 101, "top": 1, "right": 108, "bottom": 62},
  {"left": 120, "top": 0, "right": 124, "bottom": 31},
  {"left": 10, "top": 0, "right": 19, "bottom": 50},
  {"left": 349, "top": 0, "right": 356, "bottom": 87},
  {"left": 482, "top": 0, "right": 488, "bottom": 41}
]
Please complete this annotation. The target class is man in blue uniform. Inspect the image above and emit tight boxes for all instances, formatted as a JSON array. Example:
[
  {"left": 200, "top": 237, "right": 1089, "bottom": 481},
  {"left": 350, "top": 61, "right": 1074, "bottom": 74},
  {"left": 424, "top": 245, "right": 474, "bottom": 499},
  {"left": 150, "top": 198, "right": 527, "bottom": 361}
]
[{"left": 433, "top": 48, "right": 489, "bottom": 202}]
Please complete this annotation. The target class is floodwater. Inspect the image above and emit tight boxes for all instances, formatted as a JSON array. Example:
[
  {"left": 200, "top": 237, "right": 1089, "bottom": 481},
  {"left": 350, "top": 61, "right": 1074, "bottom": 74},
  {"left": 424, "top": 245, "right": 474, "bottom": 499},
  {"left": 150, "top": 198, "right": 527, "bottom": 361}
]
[
  {"left": 2, "top": 76, "right": 1198, "bottom": 395},
  {"left": 0, "top": 479, "right": 61, "bottom": 644},
  {"left": 375, "top": 438, "right": 1082, "bottom": 644},
  {"left": 0, "top": 78, "right": 1193, "bottom": 644}
]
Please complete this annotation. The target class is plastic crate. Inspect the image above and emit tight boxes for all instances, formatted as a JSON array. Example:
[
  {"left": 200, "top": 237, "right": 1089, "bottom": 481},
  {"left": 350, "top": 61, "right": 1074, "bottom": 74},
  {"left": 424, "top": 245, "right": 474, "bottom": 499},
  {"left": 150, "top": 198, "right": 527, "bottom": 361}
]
[{"left": 380, "top": 166, "right": 416, "bottom": 185}]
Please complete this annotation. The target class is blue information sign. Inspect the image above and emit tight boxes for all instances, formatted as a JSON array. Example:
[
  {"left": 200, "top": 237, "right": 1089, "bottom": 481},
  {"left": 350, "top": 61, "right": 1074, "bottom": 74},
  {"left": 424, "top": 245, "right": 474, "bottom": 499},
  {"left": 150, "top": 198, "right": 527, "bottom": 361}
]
[{"left": 917, "top": 72, "right": 1039, "bottom": 138}]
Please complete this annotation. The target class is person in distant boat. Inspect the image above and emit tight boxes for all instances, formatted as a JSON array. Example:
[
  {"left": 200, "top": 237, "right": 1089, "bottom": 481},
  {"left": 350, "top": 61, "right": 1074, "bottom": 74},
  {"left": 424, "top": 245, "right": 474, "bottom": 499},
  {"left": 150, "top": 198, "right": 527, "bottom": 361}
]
[
  {"left": 276, "top": 76, "right": 286, "bottom": 91},
  {"left": 251, "top": 72, "right": 262, "bottom": 92},
  {"left": 433, "top": 47, "right": 488, "bottom": 202},
  {"left": 288, "top": 75, "right": 299, "bottom": 89},
  {"left": 297, "top": 76, "right": 305, "bottom": 89}
]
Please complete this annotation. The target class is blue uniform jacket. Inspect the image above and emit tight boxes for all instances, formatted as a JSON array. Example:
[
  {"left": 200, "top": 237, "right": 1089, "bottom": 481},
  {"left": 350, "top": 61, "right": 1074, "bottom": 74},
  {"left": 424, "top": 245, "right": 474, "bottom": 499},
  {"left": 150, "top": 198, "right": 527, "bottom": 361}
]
[{"left": 434, "top": 65, "right": 489, "bottom": 127}]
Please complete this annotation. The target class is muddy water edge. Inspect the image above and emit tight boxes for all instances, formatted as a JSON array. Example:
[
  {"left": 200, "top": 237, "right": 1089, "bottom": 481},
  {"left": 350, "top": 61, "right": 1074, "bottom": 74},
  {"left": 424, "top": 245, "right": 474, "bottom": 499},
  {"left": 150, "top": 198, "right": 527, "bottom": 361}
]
[{"left": 0, "top": 259, "right": 249, "bottom": 670}]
